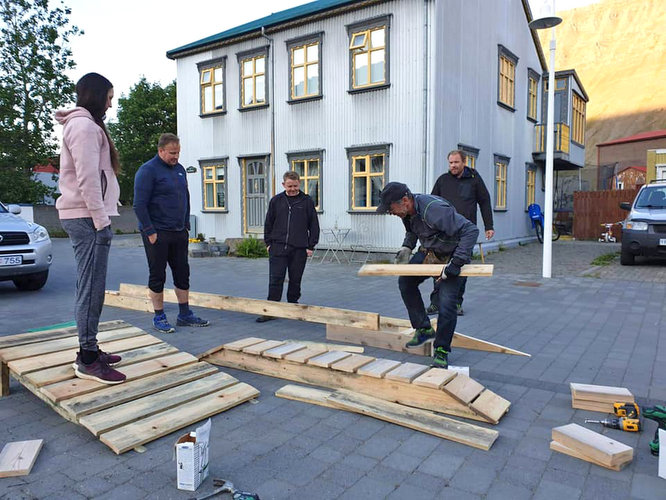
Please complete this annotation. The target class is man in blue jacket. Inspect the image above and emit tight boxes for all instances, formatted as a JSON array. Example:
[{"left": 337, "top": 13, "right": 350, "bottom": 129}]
[
  {"left": 134, "top": 133, "right": 209, "bottom": 333},
  {"left": 377, "top": 182, "right": 478, "bottom": 368},
  {"left": 256, "top": 171, "right": 320, "bottom": 322}
]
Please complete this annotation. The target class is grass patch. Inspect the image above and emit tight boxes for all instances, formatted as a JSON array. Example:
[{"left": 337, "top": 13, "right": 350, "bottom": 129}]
[{"left": 591, "top": 252, "right": 620, "bottom": 266}]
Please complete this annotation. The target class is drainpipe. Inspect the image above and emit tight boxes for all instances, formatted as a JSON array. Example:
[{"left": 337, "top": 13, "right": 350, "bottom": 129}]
[
  {"left": 421, "top": 0, "right": 430, "bottom": 193},
  {"left": 261, "top": 27, "right": 276, "bottom": 196}
]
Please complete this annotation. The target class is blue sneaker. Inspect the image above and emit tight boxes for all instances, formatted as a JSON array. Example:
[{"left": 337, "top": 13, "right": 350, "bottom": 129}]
[
  {"left": 153, "top": 313, "right": 175, "bottom": 333},
  {"left": 405, "top": 327, "right": 436, "bottom": 348},
  {"left": 177, "top": 310, "right": 210, "bottom": 327}
]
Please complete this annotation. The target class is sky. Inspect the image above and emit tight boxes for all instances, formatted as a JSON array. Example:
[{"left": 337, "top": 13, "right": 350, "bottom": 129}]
[{"left": 63, "top": 0, "right": 601, "bottom": 121}]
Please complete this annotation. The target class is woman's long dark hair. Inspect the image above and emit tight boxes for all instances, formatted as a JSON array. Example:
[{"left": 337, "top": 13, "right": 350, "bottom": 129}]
[{"left": 75, "top": 73, "right": 121, "bottom": 174}]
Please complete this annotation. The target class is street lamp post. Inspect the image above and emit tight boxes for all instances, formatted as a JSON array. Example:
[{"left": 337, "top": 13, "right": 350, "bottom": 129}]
[{"left": 529, "top": 1, "right": 562, "bottom": 278}]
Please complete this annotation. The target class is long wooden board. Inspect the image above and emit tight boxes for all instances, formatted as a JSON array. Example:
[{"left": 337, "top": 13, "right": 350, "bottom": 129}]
[
  {"left": 0, "top": 440, "right": 43, "bottom": 477},
  {"left": 0, "top": 320, "right": 127, "bottom": 350},
  {"left": 550, "top": 441, "right": 629, "bottom": 471},
  {"left": 99, "top": 382, "right": 259, "bottom": 454},
  {"left": 111, "top": 284, "right": 380, "bottom": 330},
  {"left": 551, "top": 423, "right": 633, "bottom": 467},
  {"left": 570, "top": 383, "right": 634, "bottom": 403},
  {"left": 204, "top": 349, "right": 490, "bottom": 422},
  {"left": 357, "top": 263, "right": 493, "bottom": 277}
]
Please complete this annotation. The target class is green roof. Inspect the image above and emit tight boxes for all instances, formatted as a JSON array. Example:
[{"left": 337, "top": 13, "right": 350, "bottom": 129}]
[{"left": 167, "top": 0, "right": 364, "bottom": 59}]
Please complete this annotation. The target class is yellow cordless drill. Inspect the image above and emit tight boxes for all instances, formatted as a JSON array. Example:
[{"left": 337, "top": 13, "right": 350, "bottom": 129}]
[{"left": 585, "top": 417, "right": 641, "bottom": 432}]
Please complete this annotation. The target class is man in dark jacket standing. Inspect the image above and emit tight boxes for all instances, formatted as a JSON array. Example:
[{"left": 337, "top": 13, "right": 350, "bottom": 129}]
[
  {"left": 427, "top": 150, "right": 494, "bottom": 316},
  {"left": 256, "top": 171, "right": 320, "bottom": 322},
  {"left": 377, "top": 182, "right": 478, "bottom": 368}
]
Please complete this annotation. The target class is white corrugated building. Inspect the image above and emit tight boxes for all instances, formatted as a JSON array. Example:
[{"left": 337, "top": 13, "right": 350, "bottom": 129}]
[{"left": 167, "top": 0, "right": 587, "bottom": 252}]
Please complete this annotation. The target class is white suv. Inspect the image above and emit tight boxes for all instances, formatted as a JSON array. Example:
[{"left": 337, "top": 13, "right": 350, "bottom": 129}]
[
  {"left": 620, "top": 182, "right": 666, "bottom": 265},
  {"left": 0, "top": 201, "right": 52, "bottom": 290}
]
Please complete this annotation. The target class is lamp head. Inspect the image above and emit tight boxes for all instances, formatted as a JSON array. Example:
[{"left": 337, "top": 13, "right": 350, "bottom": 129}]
[{"left": 529, "top": 0, "right": 562, "bottom": 29}]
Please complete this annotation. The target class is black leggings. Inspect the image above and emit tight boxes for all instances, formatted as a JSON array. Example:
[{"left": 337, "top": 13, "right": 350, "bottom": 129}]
[{"left": 142, "top": 229, "right": 190, "bottom": 293}]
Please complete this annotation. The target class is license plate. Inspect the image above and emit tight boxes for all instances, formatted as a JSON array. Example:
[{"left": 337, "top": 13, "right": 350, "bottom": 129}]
[
  {"left": 0, "top": 255, "right": 22, "bottom": 266},
  {"left": 660, "top": 239, "right": 666, "bottom": 246}
]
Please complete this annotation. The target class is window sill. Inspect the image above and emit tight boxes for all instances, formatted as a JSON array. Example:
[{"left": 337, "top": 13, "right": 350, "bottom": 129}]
[
  {"left": 497, "top": 101, "right": 515, "bottom": 113},
  {"left": 347, "top": 209, "right": 383, "bottom": 214},
  {"left": 202, "top": 209, "right": 229, "bottom": 214},
  {"left": 571, "top": 139, "right": 585, "bottom": 147},
  {"left": 287, "top": 95, "right": 323, "bottom": 105},
  {"left": 199, "top": 110, "right": 227, "bottom": 118},
  {"left": 493, "top": 208, "right": 508, "bottom": 212},
  {"left": 238, "top": 103, "right": 269, "bottom": 113},
  {"left": 348, "top": 83, "right": 391, "bottom": 95},
  {"left": 527, "top": 116, "right": 537, "bottom": 123}
]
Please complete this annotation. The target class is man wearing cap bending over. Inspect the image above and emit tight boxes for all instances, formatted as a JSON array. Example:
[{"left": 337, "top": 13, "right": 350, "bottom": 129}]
[{"left": 377, "top": 182, "right": 479, "bottom": 368}]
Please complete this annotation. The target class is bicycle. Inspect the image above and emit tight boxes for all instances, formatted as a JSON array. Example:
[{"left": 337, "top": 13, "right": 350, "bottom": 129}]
[
  {"left": 527, "top": 203, "right": 560, "bottom": 243},
  {"left": 598, "top": 222, "right": 619, "bottom": 243}
]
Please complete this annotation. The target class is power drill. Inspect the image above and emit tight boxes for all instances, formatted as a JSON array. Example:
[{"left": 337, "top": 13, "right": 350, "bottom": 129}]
[
  {"left": 613, "top": 402, "right": 640, "bottom": 419},
  {"left": 643, "top": 405, "right": 666, "bottom": 456},
  {"left": 585, "top": 418, "right": 641, "bottom": 432}
]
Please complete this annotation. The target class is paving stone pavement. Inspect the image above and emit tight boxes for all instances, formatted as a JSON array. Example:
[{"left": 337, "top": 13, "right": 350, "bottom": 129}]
[{"left": 1, "top": 236, "right": 665, "bottom": 499}]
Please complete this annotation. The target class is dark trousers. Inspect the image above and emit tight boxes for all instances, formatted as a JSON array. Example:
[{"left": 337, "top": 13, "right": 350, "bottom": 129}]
[
  {"left": 430, "top": 276, "right": 467, "bottom": 307},
  {"left": 267, "top": 246, "right": 307, "bottom": 303},
  {"left": 141, "top": 229, "right": 190, "bottom": 293},
  {"left": 61, "top": 218, "right": 113, "bottom": 351},
  {"left": 399, "top": 251, "right": 459, "bottom": 351}
]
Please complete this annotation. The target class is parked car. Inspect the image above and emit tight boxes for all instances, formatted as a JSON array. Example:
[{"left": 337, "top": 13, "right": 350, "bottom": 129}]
[
  {"left": 619, "top": 182, "right": 666, "bottom": 265},
  {"left": 0, "top": 201, "right": 52, "bottom": 290}
]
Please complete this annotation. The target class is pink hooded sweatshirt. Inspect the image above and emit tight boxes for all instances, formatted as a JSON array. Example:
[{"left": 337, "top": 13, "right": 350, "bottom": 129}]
[{"left": 55, "top": 107, "right": 120, "bottom": 230}]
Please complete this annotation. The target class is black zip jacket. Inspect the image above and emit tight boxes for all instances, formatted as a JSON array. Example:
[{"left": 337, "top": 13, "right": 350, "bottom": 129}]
[
  {"left": 431, "top": 167, "right": 493, "bottom": 231},
  {"left": 264, "top": 191, "right": 320, "bottom": 251}
]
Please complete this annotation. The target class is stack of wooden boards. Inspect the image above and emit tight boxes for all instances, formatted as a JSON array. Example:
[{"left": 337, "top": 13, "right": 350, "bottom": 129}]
[
  {"left": 0, "top": 320, "right": 258, "bottom": 454},
  {"left": 570, "top": 382, "right": 635, "bottom": 413},
  {"left": 201, "top": 337, "right": 511, "bottom": 426},
  {"left": 551, "top": 423, "right": 633, "bottom": 470}
]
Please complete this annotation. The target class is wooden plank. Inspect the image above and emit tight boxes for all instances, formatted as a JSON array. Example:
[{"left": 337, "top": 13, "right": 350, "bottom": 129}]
[
  {"left": 357, "top": 263, "right": 493, "bottom": 277},
  {"left": 284, "top": 339, "right": 364, "bottom": 353},
  {"left": 571, "top": 399, "right": 615, "bottom": 413},
  {"left": 79, "top": 372, "right": 239, "bottom": 436},
  {"left": 204, "top": 349, "right": 489, "bottom": 422},
  {"left": 469, "top": 390, "right": 511, "bottom": 424},
  {"left": 308, "top": 351, "right": 352, "bottom": 368},
  {"left": 242, "top": 340, "right": 285, "bottom": 355},
  {"left": 23, "top": 343, "right": 178, "bottom": 388},
  {"left": 223, "top": 337, "right": 266, "bottom": 352},
  {"left": 0, "top": 320, "right": 128, "bottom": 350},
  {"left": 283, "top": 347, "right": 328, "bottom": 364},
  {"left": 330, "top": 354, "right": 376, "bottom": 373},
  {"left": 413, "top": 368, "right": 458, "bottom": 389},
  {"left": 0, "top": 326, "right": 144, "bottom": 362},
  {"left": 385, "top": 363, "right": 429, "bottom": 383},
  {"left": 551, "top": 423, "right": 633, "bottom": 467},
  {"left": 104, "top": 291, "right": 153, "bottom": 312},
  {"left": 262, "top": 343, "right": 307, "bottom": 359},
  {"left": 442, "top": 374, "right": 485, "bottom": 405},
  {"left": 99, "top": 382, "right": 259, "bottom": 454},
  {"left": 60, "top": 362, "right": 219, "bottom": 418},
  {"left": 327, "top": 322, "right": 530, "bottom": 357},
  {"left": 356, "top": 359, "right": 401, "bottom": 378},
  {"left": 570, "top": 383, "right": 634, "bottom": 403},
  {"left": 328, "top": 389, "right": 498, "bottom": 451},
  {"left": 0, "top": 440, "right": 44, "bottom": 477},
  {"left": 40, "top": 352, "right": 197, "bottom": 403},
  {"left": 550, "top": 441, "right": 629, "bottom": 471},
  {"left": 8, "top": 334, "right": 162, "bottom": 375},
  {"left": 1, "top": 362, "right": 8, "bottom": 397},
  {"left": 115, "top": 284, "right": 381, "bottom": 330},
  {"left": 275, "top": 385, "right": 498, "bottom": 450}
]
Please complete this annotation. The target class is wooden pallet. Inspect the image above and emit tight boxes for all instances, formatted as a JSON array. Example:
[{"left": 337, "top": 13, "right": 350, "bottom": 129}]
[
  {"left": 202, "top": 337, "right": 510, "bottom": 424},
  {"left": 0, "top": 321, "right": 259, "bottom": 454}
]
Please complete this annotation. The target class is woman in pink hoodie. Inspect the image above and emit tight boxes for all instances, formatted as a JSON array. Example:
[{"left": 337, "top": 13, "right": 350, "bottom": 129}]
[{"left": 56, "top": 73, "right": 125, "bottom": 385}]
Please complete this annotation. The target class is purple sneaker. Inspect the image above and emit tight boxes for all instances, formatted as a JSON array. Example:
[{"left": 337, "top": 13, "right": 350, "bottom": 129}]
[
  {"left": 75, "top": 358, "right": 126, "bottom": 385},
  {"left": 72, "top": 349, "right": 122, "bottom": 370}
]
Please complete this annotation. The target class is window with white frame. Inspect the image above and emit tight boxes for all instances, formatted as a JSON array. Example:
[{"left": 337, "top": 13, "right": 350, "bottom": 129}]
[
  {"left": 346, "top": 144, "right": 389, "bottom": 210},
  {"left": 347, "top": 15, "right": 390, "bottom": 91},
  {"left": 494, "top": 155, "right": 509, "bottom": 210},
  {"left": 288, "top": 151, "right": 322, "bottom": 209},
  {"left": 287, "top": 33, "right": 322, "bottom": 101},
  {"left": 237, "top": 47, "right": 268, "bottom": 109},
  {"left": 198, "top": 57, "right": 226, "bottom": 115},
  {"left": 201, "top": 159, "right": 228, "bottom": 211}
]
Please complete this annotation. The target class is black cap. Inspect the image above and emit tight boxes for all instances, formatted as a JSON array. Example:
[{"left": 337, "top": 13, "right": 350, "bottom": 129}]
[{"left": 376, "top": 182, "right": 410, "bottom": 213}]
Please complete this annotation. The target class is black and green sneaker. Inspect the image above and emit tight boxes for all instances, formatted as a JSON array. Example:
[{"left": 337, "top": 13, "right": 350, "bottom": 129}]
[
  {"left": 426, "top": 304, "right": 438, "bottom": 315},
  {"left": 431, "top": 347, "right": 449, "bottom": 369},
  {"left": 405, "top": 327, "right": 436, "bottom": 348}
]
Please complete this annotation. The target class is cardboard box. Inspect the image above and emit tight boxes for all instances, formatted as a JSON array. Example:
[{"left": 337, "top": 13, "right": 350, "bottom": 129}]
[{"left": 175, "top": 419, "right": 211, "bottom": 491}]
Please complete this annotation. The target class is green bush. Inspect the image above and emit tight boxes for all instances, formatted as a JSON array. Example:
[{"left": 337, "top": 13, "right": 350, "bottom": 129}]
[{"left": 235, "top": 236, "right": 268, "bottom": 258}]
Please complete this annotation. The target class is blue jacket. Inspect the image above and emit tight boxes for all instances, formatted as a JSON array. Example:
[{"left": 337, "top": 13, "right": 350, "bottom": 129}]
[{"left": 133, "top": 155, "right": 190, "bottom": 236}]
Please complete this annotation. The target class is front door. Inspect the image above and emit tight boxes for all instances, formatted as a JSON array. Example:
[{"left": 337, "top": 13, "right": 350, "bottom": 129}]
[{"left": 242, "top": 157, "right": 268, "bottom": 234}]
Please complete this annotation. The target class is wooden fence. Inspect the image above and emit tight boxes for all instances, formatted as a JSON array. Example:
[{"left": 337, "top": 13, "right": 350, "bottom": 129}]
[{"left": 573, "top": 189, "right": 639, "bottom": 241}]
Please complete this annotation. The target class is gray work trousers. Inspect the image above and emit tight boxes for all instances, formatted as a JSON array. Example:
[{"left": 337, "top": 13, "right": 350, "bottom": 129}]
[{"left": 61, "top": 218, "right": 113, "bottom": 351}]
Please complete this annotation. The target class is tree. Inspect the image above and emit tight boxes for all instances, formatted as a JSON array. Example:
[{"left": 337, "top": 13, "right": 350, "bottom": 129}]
[
  {"left": 0, "top": 0, "right": 81, "bottom": 203},
  {"left": 108, "top": 78, "right": 177, "bottom": 204}
]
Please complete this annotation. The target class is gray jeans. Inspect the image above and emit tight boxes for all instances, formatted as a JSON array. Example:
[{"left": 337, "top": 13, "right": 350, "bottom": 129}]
[{"left": 61, "top": 218, "right": 113, "bottom": 351}]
